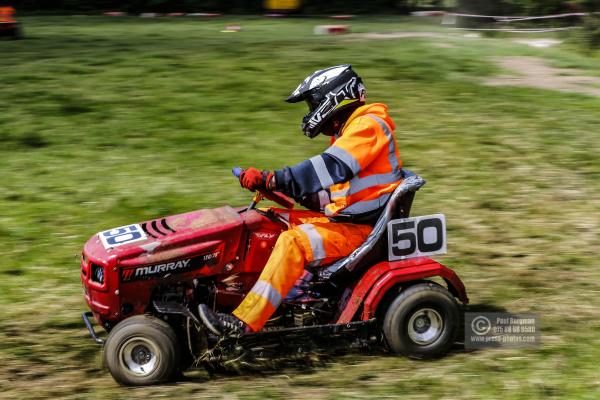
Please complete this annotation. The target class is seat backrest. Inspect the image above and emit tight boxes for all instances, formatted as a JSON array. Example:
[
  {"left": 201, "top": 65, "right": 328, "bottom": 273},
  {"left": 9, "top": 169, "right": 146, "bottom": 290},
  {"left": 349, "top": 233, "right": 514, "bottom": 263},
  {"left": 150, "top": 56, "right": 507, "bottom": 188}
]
[{"left": 316, "top": 170, "right": 426, "bottom": 285}]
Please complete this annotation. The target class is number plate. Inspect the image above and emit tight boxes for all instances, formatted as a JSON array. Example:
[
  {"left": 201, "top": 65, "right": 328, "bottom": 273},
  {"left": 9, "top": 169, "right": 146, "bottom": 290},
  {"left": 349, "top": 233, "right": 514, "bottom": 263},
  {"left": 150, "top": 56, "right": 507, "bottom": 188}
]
[
  {"left": 99, "top": 224, "right": 147, "bottom": 249},
  {"left": 387, "top": 214, "right": 447, "bottom": 261}
]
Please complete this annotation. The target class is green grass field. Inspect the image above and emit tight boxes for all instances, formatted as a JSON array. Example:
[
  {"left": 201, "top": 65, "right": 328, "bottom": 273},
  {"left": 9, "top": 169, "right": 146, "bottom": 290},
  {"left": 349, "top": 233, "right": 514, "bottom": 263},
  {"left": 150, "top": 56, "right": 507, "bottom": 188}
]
[{"left": 1, "top": 15, "right": 599, "bottom": 399}]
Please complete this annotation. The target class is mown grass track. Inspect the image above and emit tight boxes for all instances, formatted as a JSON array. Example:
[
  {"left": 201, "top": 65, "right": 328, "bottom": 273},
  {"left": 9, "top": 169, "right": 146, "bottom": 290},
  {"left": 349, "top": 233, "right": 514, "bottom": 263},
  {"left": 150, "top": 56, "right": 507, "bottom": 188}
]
[{"left": 1, "top": 15, "right": 599, "bottom": 399}]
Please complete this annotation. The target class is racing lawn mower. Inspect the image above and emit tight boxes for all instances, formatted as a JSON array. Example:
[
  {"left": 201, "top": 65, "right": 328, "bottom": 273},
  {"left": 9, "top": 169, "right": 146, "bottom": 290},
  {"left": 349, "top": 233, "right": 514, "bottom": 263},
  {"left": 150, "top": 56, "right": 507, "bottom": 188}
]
[{"left": 81, "top": 168, "right": 468, "bottom": 386}]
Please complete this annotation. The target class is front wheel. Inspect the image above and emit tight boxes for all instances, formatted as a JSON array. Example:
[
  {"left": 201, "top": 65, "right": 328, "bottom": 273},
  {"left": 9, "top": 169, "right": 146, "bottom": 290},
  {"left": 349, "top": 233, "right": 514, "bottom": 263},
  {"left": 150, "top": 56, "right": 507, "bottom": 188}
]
[
  {"left": 383, "top": 282, "right": 459, "bottom": 358},
  {"left": 103, "top": 315, "right": 180, "bottom": 386}
]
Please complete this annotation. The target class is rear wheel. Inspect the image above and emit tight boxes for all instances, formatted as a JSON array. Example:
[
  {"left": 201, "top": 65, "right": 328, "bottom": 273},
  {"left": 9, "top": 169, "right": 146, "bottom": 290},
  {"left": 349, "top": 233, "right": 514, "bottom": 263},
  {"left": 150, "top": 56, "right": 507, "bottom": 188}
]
[
  {"left": 383, "top": 282, "right": 459, "bottom": 358},
  {"left": 103, "top": 315, "right": 179, "bottom": 386}
]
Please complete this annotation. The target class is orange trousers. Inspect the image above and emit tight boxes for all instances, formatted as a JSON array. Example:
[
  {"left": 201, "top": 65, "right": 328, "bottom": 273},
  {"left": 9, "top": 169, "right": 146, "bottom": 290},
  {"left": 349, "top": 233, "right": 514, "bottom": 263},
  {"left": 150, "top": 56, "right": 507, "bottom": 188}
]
[{"left": 233, "top": 209, "right": 372, "bottom": 331}]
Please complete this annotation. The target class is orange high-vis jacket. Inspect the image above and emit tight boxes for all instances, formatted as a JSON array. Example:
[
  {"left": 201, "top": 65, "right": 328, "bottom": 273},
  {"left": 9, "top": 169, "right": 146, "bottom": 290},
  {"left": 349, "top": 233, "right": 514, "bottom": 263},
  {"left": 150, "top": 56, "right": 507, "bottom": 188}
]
[
  {"left": 0, "top": 7, "right": 16, "bottom": 23},
  {"left": 325, "top": 103, "right": 402, "bottom": 216},
  {"left": 274, "top": 103, "right": 402, "bottom": 219}
]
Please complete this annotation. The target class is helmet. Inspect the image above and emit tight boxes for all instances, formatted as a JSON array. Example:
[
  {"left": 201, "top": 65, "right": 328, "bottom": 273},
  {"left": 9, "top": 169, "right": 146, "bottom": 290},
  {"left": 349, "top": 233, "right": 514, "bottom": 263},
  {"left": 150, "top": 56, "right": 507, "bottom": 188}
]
[{"left": 286, "top": 64, "right": 366, "bottom": 138}]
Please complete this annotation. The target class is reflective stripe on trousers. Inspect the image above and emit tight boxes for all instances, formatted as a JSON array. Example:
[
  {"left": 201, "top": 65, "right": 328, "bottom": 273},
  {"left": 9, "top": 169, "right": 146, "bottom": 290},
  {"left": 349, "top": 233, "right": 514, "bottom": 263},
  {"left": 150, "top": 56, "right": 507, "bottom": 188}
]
[
  {"left": 249, "top": 280, "right": 282, "bottom": 309},
  {"left": 298, "top": 223, "right": 326, "bottom": 261}
]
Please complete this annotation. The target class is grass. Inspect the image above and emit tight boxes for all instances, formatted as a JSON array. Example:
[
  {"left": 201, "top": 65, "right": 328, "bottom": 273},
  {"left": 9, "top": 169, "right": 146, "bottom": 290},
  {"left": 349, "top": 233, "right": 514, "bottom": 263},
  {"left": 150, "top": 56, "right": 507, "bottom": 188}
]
[{"left": 1, "top": 15, "right": 600, "bottom": 399}]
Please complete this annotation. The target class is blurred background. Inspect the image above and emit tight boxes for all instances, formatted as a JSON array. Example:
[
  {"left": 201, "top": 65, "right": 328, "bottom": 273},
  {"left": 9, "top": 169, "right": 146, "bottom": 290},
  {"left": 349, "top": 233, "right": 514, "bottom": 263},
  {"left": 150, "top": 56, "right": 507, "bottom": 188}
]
[
  {"left": 7, "top": 0, "right": 600, "bottom": 14},
  {"left": 1, "top": 0, "right": 599, "bottom": 399}
]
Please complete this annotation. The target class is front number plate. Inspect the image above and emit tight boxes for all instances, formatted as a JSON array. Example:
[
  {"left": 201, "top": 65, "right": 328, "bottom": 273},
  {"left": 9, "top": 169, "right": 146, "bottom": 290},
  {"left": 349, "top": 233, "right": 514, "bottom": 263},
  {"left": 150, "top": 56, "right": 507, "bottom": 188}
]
[
  {"left": 99, "top": 224, "right": 147, "bottom": 249},
  {"left": 387, "top": 214, "right": 447, "bottom": 261}
]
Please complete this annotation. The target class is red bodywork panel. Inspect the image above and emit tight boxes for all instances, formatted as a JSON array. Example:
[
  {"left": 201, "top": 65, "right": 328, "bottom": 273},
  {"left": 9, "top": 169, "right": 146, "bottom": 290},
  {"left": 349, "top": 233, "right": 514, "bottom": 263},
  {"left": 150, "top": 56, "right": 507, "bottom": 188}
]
[
  {"left": 81, "top": 206, "right": 284, "bottom": 328},
  {"left": 336, "top": 257, "right": 469, "bottom": 324}
]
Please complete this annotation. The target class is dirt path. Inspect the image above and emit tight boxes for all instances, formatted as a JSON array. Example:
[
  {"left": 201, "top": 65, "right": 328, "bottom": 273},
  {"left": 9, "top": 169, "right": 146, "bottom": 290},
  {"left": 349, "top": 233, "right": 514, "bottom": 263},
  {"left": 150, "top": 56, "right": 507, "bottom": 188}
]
[
  {"left": 485, "top": 56, "right": 600, "bottom": 97},
  {"left": 343, "top": 31, "right": 459, "bottom": 43},
  {"left": 348, "top": 32, "right": 449, "bottom": 40}
]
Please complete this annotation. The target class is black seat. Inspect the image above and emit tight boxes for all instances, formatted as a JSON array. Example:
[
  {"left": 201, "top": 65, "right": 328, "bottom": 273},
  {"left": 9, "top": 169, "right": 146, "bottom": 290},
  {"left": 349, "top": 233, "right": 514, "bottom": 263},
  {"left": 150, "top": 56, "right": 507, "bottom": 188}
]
[{"left": 315, "top": 170, "right": 426, "bottom": 286}]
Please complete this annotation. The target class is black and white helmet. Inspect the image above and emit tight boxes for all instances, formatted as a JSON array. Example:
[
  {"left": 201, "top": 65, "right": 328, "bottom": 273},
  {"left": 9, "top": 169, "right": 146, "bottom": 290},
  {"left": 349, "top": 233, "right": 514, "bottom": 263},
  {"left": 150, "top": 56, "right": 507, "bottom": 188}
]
[{"left": 286, "top": 64, "right": 366, "bottom": 138}]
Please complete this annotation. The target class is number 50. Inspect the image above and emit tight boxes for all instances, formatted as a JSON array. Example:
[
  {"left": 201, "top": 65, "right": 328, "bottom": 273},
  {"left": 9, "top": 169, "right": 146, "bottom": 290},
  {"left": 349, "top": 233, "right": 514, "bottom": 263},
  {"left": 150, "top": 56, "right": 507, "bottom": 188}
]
[{"left": 387, "top": 214, "right": 447, "bottom": 261}]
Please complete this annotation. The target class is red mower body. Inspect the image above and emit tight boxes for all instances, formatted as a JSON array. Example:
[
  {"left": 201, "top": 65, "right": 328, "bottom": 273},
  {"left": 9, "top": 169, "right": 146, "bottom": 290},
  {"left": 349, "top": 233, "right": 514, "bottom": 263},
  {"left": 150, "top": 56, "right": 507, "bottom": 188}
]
[
  {"left": 338, "top": 257, "right": 468, "bottom": 323},
  {"left": 82, "top": 205, "right": 467, "bottom": 331},
  {"left": 82, "top": 206, "right": 286, "bottom": 329}
]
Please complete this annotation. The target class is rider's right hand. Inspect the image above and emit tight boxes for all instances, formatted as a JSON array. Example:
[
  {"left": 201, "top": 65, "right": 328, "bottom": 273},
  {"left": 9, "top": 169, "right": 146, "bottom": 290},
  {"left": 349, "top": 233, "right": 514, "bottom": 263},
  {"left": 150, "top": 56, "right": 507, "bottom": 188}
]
[{"left": 239, "top": 167, "right": 274, "bottom": 192}]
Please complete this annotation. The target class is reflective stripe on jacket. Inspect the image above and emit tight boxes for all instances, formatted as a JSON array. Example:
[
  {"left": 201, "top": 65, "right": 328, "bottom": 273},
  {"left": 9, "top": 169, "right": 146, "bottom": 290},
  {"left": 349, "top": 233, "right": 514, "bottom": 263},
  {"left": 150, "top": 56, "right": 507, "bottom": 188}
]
[
  {"left": 274, "top": 103, "right": 402, "bottom": 217},
  {"left": 324, "top": 104, "right": 402, "bottom": 216}
]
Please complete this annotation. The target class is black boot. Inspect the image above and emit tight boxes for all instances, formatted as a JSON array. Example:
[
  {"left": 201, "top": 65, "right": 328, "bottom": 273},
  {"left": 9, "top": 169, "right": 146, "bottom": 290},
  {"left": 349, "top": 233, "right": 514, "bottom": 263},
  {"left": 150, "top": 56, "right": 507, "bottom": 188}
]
[{"left": 198, "top": 304, "right": 246, "bottom": 336}]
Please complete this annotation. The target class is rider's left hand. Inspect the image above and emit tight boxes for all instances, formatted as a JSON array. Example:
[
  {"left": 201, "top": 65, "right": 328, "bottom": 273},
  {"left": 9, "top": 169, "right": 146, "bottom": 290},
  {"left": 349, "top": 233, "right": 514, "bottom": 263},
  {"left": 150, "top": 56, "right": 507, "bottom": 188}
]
[{"left": 239, "top": 167, "right": 274, "bottom": 191}]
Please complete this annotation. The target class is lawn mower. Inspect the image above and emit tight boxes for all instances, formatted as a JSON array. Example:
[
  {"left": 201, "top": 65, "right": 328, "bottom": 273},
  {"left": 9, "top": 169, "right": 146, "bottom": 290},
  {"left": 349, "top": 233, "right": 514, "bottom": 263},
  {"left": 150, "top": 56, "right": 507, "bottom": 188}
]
[
  {"left": 81, "top": 168, "right": 468, "bottom": 386},
  {"left": 0, "top": 6, "right": 22, "bottom": 39}
]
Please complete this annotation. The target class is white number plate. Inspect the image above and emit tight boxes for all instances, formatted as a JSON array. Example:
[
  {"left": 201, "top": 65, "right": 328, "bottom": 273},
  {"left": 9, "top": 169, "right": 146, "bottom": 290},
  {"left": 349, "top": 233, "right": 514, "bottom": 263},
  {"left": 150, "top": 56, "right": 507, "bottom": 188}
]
[
  {"left": 387, "top": 214, "right": 447, "bottom": 261},
  {"left": 99, "top": 224, "right": 147, "bottom": 249}
]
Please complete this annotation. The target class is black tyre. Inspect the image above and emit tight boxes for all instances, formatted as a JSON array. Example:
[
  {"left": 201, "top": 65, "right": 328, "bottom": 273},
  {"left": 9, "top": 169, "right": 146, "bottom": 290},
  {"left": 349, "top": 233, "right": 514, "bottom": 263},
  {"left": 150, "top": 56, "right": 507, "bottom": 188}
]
[
  {"left": 103, "top": 314, "right": 180, "bottom": 386},
  {"left": 383, "top": 282, "right": 459, "bottom": 358}
]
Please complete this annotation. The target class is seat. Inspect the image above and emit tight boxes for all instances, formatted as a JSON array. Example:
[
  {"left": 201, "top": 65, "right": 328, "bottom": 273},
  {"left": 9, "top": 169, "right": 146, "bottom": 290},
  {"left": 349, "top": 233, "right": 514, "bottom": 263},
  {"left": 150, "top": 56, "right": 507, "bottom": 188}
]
[{"left": 315, "top": 170, "right": 426, "bottom": 285}]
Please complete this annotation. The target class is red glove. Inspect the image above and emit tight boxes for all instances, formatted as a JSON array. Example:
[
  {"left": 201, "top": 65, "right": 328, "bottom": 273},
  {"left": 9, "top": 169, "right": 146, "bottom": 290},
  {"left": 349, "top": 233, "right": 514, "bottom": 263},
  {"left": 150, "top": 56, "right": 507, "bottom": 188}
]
[{"left": 239, "top": 168, "right": 274, "bottom": 191}]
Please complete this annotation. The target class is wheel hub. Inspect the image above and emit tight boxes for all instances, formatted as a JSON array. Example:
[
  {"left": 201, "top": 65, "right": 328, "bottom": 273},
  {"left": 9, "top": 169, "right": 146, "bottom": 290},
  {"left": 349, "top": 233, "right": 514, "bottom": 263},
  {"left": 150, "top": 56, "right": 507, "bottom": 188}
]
[
  {"left": 132, "top": 345, "right": 152, "bottom": 364},
  {"left": 407, "top": 308, "right": 443, "bottom": 345},
  {"left": 120, "top": 337, "right": 159, "bottom": 376},
  {"left": 414, "top": 315, "right": 431, "bottom": 332}
]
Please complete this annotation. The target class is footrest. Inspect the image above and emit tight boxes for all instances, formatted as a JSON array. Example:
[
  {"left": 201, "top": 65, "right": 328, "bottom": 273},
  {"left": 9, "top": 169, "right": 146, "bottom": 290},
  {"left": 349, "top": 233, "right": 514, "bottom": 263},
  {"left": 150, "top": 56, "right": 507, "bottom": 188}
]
[{"left": 240, "top": 318, "right": 376, "bottom": 338}]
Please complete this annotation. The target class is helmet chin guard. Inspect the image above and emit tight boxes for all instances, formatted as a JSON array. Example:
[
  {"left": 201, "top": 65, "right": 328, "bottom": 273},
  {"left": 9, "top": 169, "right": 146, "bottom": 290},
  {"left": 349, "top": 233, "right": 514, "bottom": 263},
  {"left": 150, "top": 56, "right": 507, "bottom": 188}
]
[{"left": 287, "top": 65, "right": 366, "bottom": 138}]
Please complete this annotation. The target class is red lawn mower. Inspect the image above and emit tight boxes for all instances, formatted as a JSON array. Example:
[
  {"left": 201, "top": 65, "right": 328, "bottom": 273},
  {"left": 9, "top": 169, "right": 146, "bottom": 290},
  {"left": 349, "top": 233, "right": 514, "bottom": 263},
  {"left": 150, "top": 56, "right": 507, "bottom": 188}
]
[{"left": 81, "top": 168, "right": 468, "bottom": 386}]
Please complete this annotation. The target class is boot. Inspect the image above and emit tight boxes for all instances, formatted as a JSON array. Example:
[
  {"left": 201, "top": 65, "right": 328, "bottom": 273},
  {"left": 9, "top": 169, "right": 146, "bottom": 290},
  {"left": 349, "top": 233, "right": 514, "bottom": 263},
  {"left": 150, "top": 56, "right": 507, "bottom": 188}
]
[{"left": 198, "top": 304, "right": 246, "bottom": 336}]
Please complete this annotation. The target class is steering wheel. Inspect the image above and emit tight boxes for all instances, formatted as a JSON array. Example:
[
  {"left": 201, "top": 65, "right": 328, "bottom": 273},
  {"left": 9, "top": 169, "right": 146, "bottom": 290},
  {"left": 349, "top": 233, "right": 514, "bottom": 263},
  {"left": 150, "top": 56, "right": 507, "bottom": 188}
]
[{"left": 232, "top": 167, "right": 295, "bottom": 210}]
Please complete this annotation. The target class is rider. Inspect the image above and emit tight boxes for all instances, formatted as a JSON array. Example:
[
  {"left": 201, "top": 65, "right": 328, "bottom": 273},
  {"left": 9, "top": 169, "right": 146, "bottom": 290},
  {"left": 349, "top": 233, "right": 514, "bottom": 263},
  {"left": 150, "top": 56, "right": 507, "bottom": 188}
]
[{"left": 199, "top": 64, "right": 403, "bottom": 335}]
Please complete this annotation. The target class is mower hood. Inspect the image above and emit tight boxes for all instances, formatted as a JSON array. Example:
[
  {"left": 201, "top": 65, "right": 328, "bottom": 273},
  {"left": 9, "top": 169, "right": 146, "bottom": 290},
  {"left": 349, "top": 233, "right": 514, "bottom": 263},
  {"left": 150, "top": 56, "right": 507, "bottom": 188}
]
[{"left": 83, "top": 206, "right": 243, "bottom": 270}]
